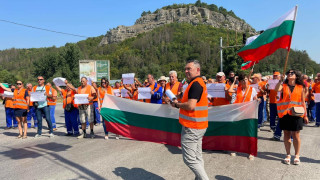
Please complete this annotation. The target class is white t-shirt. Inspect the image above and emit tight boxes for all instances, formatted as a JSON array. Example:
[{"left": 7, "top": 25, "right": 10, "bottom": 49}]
[{"left": 241, "top": 87, "right": 257, "bottom": 101}]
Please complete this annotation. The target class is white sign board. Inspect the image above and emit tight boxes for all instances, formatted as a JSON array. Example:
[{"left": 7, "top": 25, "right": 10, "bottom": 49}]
[
  {"left": 138, "top": 87, "right": 151, "bottom": 100},
  {"left": 121, "top": 89, "right": 129, "bottom": 98},
  {"left": 207, "top": 83, "right": 226, "bottom": 98},
  {"left": 53, "top": 77, "right": 66, "bottom": 87},
  {"left": 74, "top": 94, "right": 89, "bottom": 104},
  {"left": 267, "top": 79, "right": 279, "bottom": 90},
  {"left": 3, "top": 91, "right": 13, "bottom": 98},
  {"left": 122, "top": 73, "right": 135, "bottom": 85},
  {"left": 165, "top": 89, "right": 176, "bottom": 101},
  {"left": 113, "top": 89, "right": 121, "bottom": 97},
  {"left": 314, "top": 93, "right": 320, "bottom": 103},
  {"left": 30, "top": 92, "right": 47, "bottom": 102},
  {"left": 250, "top": 84, "right": 260, "bottom": 92}
]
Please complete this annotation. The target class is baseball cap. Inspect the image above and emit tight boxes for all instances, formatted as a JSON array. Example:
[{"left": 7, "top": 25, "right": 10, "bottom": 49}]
[
  {"left": 216, "top": 72, "right": 225, "bottom": 76},
  {"left": 273, "top": 72, "right": 280, "bottom": 76}
]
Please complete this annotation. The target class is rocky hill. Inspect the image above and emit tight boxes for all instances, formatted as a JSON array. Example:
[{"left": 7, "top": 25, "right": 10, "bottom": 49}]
[{"left": 99, "top": 5, "right": 255, "bottom": 46}]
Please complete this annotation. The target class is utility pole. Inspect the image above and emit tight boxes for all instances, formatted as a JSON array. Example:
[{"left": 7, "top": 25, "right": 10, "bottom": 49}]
[{"left": 220, "top": 37, "right": 223, "bottom": 72}]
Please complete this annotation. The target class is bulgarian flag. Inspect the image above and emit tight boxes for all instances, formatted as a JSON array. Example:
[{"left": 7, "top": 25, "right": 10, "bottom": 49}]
[
  {"left": 241, "top": 61, "right": 255, "bottom": 70},
  {"left": 238, "top": 6, "right": 298, "bottom": 62},
  {"left": 101, "top": 95, "right": 258, "bottom": 156}
]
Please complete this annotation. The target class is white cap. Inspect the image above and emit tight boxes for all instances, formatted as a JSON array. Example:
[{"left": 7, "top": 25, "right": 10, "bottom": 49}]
[{"left": 216, "top": 72, "right": 225, "bottom": 76}]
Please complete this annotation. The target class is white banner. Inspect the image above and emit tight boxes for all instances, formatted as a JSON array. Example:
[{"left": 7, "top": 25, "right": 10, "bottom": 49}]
[
  {"left": 207, "top": 83, "right": 225, "bottom": 98},
  {"left": 314, "top": 93, "right": 320, "bottom": 103},
  {"left": 138, "top": 87, "right": 151, "bottom": 100},
  {"left": 53, "top": 77, "right": 66, "bottom": 87},
  {"left": 250, "top": 84, "right": 260, "bottom": 92},
  {"left": 267, "top": 79, "right": 279, "bottom": 90},
  {"left": 113, "top": 89, "right": 121, "bottom": 97},
  {"left": 2, "top": 91, "right": 13, "bottom": 98},
  {"left": 122, "top": 73, "right": 135, "bottom": 85},
  {"left": 30, "top": 92, "right": 47, "bottom": 102},
  {"left": 74, "top": 94, "right": 89, "bottom": 104},
  {"left": 121, "top": 89, "right": 129, "bottom": 98}
]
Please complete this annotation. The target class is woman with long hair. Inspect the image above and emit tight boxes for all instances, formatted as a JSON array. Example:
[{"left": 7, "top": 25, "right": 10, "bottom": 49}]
[
  {"left": 1, "top": 81, "right": 29, "bottom": 138},
  {"left": 275, "top": 69, "right": 308, "bottom": 165}
]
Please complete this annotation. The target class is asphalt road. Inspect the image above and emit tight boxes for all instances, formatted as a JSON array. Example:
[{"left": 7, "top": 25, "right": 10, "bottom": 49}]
[{"left": 0, "top": 104, "right": 320, "bottom": 180}]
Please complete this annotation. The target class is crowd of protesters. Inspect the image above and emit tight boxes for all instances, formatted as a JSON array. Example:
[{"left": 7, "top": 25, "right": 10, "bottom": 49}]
[{"left": 1, "top": 63, "right": 317, "bottom": 166}]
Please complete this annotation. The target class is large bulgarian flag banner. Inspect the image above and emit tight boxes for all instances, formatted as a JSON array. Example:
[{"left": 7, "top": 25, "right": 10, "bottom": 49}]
[
  {"left": 238, "top": 6, "right": 297, "bottom": 62},
  {"left": 101, "top": 95, "right": 258, "bottom": 156}
]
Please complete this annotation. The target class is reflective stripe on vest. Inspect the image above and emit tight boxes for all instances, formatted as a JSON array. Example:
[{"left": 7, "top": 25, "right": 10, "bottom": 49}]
[
  {"left": 179, "top": 77, "right": 208, "bottom": 129},
  {"left": 277, "top": 84, "right": 304, "bottom": 118},
  {"left": 13, "top": 88, "right": 28, "bottom": 109}
]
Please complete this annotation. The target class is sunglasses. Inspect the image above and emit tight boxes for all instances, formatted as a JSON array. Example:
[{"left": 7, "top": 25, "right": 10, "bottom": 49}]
[
  {"left": 287, "top": 72, "right": 295, "bottom": 75},
  {"left": 101, "top": 82, "right": 106, "bottom": 84},
  {"left": 37, "top": 79, "right": 44, "bottom": 81},
  {"left": 16, "top": 83, "right": 22, "bottom": 85}
]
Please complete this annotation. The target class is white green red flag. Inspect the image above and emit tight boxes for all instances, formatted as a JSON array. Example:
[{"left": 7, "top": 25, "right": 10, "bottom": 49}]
[
  {"left": 238, "top": 6, "right": 298, "bottom": 62},
  {"left": 101, "top": 95, "right": 258, "bottom": 156}
]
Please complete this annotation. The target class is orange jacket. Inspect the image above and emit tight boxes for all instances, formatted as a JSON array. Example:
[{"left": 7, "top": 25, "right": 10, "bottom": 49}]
[
  {"left": 165, "top": 81, "right": 181, "bottom": 101},
  {"left": 47, "top": 88, "right": 57, "bottom": 106},
  {"left": 61, "top": 89, "right": 78, "bottom": 109},
  {"left": 5, "top": 97, "right": 14, "bottom": 108},
  {"left": 98, "top": 86, "right": 113, "bottom": 104},
  {"left": 78, "top": 85, "right": 95, "bottom": 105},
  {"left": 13, "top": 88, "right": 28, "bottom": 109},
  {"left": 179, "top": 77, "right": 208, "bottom": 129},
  {"left": 234, "top": 86, "right": 253, "bottom": 103},
  {"left": 277, "top": 84, "right": 305, "bottom": 118}
]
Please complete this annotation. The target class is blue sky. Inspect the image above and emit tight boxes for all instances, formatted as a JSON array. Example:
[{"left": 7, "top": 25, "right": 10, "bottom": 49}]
[{"left": 1, "top": 0, "right": 319, "bottom": 63}]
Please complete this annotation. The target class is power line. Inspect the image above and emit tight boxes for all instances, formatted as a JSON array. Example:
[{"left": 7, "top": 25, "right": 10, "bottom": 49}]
[{"left": 0, "top": 19, "right": 89, "bottom": 38}]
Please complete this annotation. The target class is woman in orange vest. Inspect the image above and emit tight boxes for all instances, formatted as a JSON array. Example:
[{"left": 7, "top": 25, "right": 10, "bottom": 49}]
[
  {"left": 1, "top": 81, "right": 29, "bottom": 138},
  {"left": 2, "top": 85, "right": 18, "bottom": 129},
  {"left": 275, "top": 69, "right": 308, "bottom": 165},
  {"left": 228, "top": 73, "right": 257, "bottom": 160},
  {"left": 98, "top": 78, "right": 116, "bottom": 139}
]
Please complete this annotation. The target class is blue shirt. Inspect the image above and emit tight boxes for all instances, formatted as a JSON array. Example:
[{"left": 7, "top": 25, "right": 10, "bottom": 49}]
[{"left": 150, "top": 83, "right": 163, "bottom": 104}]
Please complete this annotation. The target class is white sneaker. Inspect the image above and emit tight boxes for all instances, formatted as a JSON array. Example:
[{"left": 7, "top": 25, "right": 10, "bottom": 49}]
[
  {"left": 115, "top": 134, "right": 120, "bottom": 140},
  {"left": 34, "top": 134, "right": 41, "bottom": 138},
  {"left": 104, "top": 135, "right": 109, "bottom": 140},
  {"left": 230, "top": 152, "right": 237, "bottom": 156},
  {"left": 49, "top": 133, "right": 54, "bottom": 138},
  {"left": 248, "top": 154, "right": 255, "bottom": 160},
  {"left": 77, "top": 133, "right": 86, "bottom": 139}
]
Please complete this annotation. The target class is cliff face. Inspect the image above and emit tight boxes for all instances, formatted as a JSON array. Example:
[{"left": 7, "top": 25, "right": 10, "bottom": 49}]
[{"left": 99, "top": 6, "right": 255, "bottom": 45}]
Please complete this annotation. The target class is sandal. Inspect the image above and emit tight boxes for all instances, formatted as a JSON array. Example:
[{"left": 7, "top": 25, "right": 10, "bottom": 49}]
[
  {"left": 294, "top": 155, "right": 300, "bottom": 165},
  {"left": 283, "top": 155, "right": 291, "bottom": 165},
  {"left": 17, "top": 134, "right": 23, "bottom": 139},
  {"left": 248, "top": 154, "right": 255, "bottom": 160},
  {"left": 22, "top": 136, "right": 27, "bottom": 139}
]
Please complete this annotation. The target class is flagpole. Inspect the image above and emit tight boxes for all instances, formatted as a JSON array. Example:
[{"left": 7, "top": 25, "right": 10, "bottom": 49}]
[{"left": 282, "top": 5, "right": 298, "bottom": 75}]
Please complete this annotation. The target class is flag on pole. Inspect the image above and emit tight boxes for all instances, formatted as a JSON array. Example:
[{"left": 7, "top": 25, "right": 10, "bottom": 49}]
[
  {"left": 241, "top": 61, "right": 256, "bottom": 70},
  {"left": 238, "top": 6, "right": 298, "bottom": 62},
  {"left": 101, "top": 95, "right": 258, "bottom": 156}
]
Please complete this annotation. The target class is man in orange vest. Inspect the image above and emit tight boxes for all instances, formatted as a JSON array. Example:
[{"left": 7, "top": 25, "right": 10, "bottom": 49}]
[
  {"left": 2, "top": 84, "right": 17, "bottom": 129},
  {"left": 33, "top": 76, "right": 54, "bottom": 138},
  {"left": 312, "top": 73, "right": 320, "bottom": 127},
  {"left": 164, "top": 71, "right": 183, "bottom": 101},
  {"left": 251, "top": 73, "right": 267, "bottom": 130},
  {"left": 26, "top": 83, "right": 37, "bottom": 128},
  {"left": 66, "top": 77, "right": 97, "bottom": 138},
  {"left": 170, "top": 60, "right": 209, "bottom": 180},
  {"left": 46, "top": 83, "right": 58, "bottom": 130},
  {"left": 210, "top": 72, "right": 231, "bottom": 106}
]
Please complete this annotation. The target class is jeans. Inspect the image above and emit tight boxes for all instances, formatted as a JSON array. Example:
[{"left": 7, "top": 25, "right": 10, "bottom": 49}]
[
  {"left": 102, "top": 118, "right": 108, "bottom": 135},
  {"left": 49, "top": 105, "right": 56, "bottom": 128},
  {"left": 5, "top": 108, "right": 16, "bottom": 128},
  {"left": 308, "top": 100, "right": 316, "bottom": 121},
  {"left": 65, "top": 108, "right": 79, "bottom": 135},
  {"left": 27, "top": 106, "right": 37, "bottom": 128},
  {"left": 274, "top": 120, "right": 282, "bottom": 139},
  {"left": 269, "top": 103, "right": 277, "bottom": 129},
  {"left": 36, "top": 106, "right": 53, "bottom": 135},
  {"left": 258, "top": 97, "right": 265, "bottom": 128},
  {"left": 263, "top": 100, "right": 267, "bottom": 123},
  {"left": 181, "top": 126, "right": 209, "bottom": 180},
  {"left": 93, "top": 101, "right": 101, "bottom": 124},
  {"left": 316, "top": 102, "right": 320, "bottom": 126}
]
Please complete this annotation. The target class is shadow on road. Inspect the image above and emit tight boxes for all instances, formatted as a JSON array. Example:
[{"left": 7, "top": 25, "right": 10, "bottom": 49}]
[
  {"left": 113, "top": 167, "right": 165, "bottom": 180},
  {"left": 1, "top": 142, "right": 105, "bottom": 179},
  {"left": 215, "top": 175, "right": 234, "bottom": 180},
  {"left": 257, "top": 151, "right": 320, "bottom": 164},
  {"left": 164, "top": 144, "right": 181, "bottom": 154}
]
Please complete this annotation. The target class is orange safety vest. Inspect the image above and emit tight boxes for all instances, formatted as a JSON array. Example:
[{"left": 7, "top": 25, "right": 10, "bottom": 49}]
[
  {"left": 28, "top": 90, "right": 33, "bottom": 106},
  {"left": 179, "top": 77, "right": 208, "bottom": 129},
  {"left": 277, "top": 84, "right": 305, "bottom": 118},
  {"left": 13, "top": 88, "right": 28, "bottom": 109},
  {"left": 47, "top": 88, "right": 57, "bottom": 106},
  {"left": 98, "top": 86, "right": 113, "bottom": 104},
  {"left": 211, "top": 83, "right": 230, "bottom": 106},
  {"left": 145, "top": 83, "right": 157, "bottom": 103},
  {"left": 32, "top": 85, "right": 51, "bottom": 103},
  {"left": 5, "top": 97, "right": 14, "bottom": 108},
  {"left": 165, "top": 82, "right": 181, "bottom": 101},
  {"left": 234, "top": 86, "right": 253, "bottom": 103},
  {"left": 62, "top": 89, "right": 78, "bottom": 109},
  {"left": 78, "top": 85, "right": 94, "bottom": 105}
]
